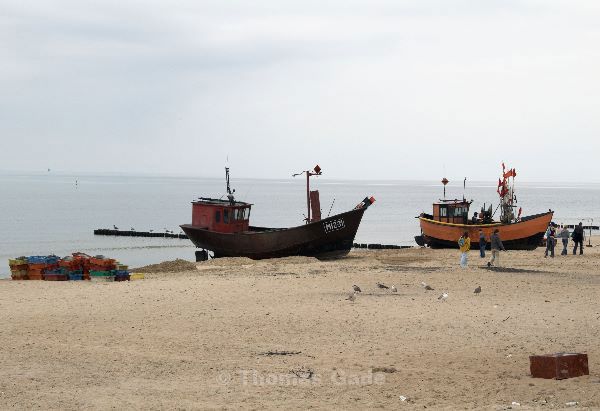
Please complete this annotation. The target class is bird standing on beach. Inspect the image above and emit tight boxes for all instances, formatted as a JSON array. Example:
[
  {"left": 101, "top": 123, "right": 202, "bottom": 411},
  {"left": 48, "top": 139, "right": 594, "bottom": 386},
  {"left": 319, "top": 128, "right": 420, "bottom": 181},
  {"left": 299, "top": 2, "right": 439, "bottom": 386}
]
[
  {"left": 438, "top": 292, "right": 448, "bottom": 302},
  {"left": 352, "top": 285, "right": 362, "bottom": 293},
  {"left": 391, "top": 285, "right": 397, "bottom": 293},
  {"left": 113, "top": 225, "right": 118, "bottom": 230},
  {"left": 474, "top": 286, "right": 481, "bottom": 295},
  {"left": 377, "top": 282, "right": 389, "bottom": 289},
  {"left": 130, "top": 227, "right": 135, "bottom": 231},
  {"left": 421, "top": 282, "right": 434, "bottom": 291},
  {"left": 346, "top": 292, "right": 356, "bottom": 302}
]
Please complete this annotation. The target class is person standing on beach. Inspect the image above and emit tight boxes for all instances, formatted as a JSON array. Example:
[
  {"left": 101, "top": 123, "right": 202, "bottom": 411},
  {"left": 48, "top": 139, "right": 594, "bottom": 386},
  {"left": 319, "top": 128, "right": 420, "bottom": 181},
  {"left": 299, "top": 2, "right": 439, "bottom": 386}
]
[
  {"left": 544, "top": 224, "right": 556, "bottom": 258},
  {"left": 489, "top": 229, "right": 505, "bottom": 267},
  {"left": 572, "top": 222, "right": 585, "bottom": 255},
  {"left": 458, "top": 231, "right": 471, "bottom": 267},
  {"left": 559, "top": 225, "right": 570, "bottom": 255},
  {"left": 478, "top": 229, "right": 486, "bottom": 258}
]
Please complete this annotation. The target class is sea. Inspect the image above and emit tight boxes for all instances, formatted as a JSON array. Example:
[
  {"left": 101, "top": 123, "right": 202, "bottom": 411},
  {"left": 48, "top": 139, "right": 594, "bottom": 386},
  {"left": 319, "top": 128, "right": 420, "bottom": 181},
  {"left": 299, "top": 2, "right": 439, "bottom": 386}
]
[{"left": 1, "top": 172, "right": 599, "bottom": 278}]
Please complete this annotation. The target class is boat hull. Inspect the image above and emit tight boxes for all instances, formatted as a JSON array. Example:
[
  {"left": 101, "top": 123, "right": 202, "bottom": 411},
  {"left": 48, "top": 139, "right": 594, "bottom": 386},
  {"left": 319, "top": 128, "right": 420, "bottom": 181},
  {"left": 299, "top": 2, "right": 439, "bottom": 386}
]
[
  {"left": 418, "top": 211, "right": 553, "bottom": 250},
  {"left": 181, "top": 207, "right": 367, "bottom": 260}
]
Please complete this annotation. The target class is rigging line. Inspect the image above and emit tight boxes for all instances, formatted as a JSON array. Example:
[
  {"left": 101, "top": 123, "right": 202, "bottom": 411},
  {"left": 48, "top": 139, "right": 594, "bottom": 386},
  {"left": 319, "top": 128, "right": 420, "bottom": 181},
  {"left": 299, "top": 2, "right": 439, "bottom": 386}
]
[{"left": 327, "top": 198, "right": 336, "bottom": 218}]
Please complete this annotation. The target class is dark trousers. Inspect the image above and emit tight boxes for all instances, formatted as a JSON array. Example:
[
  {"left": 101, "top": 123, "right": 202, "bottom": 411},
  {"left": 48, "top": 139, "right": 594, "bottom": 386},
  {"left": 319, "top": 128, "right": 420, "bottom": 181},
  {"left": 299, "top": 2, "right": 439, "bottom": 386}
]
[
  {"left": 479, "top": 242, "right": 486, "bottom": 258},
  {"left": 545, "top": 237, "right": 555, "bottom": 257},
  {"left": 573, "top": 240, "right": 583, "bottom": 255},
  {"left": 561, "top": 239, "right": 568, "bottom": 255}
]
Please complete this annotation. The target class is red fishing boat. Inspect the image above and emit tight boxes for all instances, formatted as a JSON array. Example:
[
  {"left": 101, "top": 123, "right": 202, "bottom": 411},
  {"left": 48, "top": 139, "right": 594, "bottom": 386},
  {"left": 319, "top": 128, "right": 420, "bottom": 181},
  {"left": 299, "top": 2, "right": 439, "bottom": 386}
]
[
  {"left": 181, "top": 166, "right": 375, "bottom": 259},
  {"left": 415, "top": 164, "right": 553, "bottom": 250}
]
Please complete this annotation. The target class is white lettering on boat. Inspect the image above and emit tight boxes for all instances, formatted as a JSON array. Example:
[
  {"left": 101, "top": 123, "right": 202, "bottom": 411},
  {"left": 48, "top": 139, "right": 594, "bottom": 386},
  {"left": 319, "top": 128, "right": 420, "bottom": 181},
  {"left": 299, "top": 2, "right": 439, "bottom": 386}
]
[{"left": 323, "top": 218, "right": 345, "bottom": 234}]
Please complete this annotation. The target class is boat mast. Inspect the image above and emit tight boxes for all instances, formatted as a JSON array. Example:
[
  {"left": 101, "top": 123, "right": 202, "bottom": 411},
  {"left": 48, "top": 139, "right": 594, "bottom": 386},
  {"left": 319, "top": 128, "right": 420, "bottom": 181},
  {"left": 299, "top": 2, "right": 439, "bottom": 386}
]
[
  {"left": 293, "top": 165, "right": 322, "bottom": 224},
  {"left": 225, "top": 167, "right": 235, "bottom": 205},
  {"left": 498, "top": 163, "right": 517, "bottom": 224}
]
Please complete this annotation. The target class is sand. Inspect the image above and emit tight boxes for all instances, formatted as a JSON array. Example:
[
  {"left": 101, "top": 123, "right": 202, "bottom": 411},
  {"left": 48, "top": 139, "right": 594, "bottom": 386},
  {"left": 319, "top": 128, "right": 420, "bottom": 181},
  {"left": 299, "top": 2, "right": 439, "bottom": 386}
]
[{"left": 1, "top": 244, "right": 599, "bottom": 409}]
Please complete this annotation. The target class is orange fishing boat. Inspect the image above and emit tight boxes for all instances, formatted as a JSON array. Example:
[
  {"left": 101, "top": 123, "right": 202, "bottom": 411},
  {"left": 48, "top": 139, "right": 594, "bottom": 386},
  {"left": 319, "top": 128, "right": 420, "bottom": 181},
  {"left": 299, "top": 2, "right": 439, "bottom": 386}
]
[{"left": 415, "top": 164, "right": 553, "bottom": 250}]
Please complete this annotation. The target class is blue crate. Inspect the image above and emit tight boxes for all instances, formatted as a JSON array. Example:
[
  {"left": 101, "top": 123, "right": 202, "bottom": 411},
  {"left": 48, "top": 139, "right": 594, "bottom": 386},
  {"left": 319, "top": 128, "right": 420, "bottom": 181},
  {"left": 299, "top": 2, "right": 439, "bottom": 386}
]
[
  {"left": 67, "top": 269, "right": 83, "bottom": 275},
  {"left": 68, "top": 274, "right": 84, "bottom": 281},
  {"left": 45, "top": 267, "right": 66, "bottom": 275},
  {"left": 27, "top": 255, "right": 60, "bottom": 265}
]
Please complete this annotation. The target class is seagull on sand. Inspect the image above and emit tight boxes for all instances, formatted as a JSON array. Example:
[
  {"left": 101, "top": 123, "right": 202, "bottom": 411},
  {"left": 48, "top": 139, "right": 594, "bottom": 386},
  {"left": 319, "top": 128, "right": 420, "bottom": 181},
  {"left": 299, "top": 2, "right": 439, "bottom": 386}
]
[
  {"left": 113, "top": 225, "right": 119, "bottom": 230},
  {"left": 352, "top": 285, "right": 362, "bottom": 293},
  {"left": 346, "top": 292, "right": 357, "bottom": 302},
  {"left": 474, "top": 286, "right": 481, "bottom": 295},
  {"left": 391, "top": 285, "right": 397, "bottom": 293},
  {"left": 421, "top": 282, "right": 434, "bottom": 291},
  {"left": 377, "top": 282, "right": 389, "bottom": 289},
  {"left": 438, "top": 292, "right": 449, "bottom": 302}
]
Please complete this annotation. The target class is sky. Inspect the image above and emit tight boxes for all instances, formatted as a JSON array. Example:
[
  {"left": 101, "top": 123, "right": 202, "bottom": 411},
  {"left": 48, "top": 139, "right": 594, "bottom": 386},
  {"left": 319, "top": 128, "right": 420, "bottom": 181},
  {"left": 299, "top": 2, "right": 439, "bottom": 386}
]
[{"left": 1, "top": 0, "right": 599, "bottom": 181}]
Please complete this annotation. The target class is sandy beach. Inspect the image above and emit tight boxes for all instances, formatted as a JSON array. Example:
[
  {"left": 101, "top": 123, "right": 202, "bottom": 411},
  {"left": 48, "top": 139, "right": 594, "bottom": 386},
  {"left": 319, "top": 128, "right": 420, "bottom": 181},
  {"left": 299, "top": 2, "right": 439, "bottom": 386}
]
[{"left": 1, "top": 244, "right": 599, "bottom": 409}]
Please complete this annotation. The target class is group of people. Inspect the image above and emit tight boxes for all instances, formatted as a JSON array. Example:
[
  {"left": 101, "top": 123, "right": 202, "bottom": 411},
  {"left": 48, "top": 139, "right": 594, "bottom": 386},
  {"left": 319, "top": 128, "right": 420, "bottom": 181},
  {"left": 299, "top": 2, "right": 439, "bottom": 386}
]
[
  {"left": 458, "top": 228, "right": 505, "bottom": 268},
  {"left": 457, "top": 222, "right": 587, "bottom": 267},
  {"left": 543, "top": 222, "right": 586, "bottom": 258}
]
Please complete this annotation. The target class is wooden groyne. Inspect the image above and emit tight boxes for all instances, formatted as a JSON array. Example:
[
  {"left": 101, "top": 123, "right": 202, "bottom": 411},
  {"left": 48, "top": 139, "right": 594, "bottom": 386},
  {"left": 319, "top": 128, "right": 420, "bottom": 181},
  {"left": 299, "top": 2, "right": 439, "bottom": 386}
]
[
  {"left": 353, "top": 243, "right": 412, "bottom": 250},
  {"left": 94, "top": 229, "right": 188, "bottom": 239}
]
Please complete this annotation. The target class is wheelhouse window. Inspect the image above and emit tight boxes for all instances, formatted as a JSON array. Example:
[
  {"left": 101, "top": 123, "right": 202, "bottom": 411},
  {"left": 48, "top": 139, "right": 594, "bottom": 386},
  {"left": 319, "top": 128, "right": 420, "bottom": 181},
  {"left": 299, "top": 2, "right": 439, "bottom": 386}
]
[
  {"left": 440, "top": 207, "right": 447, "bottom": 217},
  {"left": 215, "top": 210, "right": 221, "bottom": 223},
  {"left": 223, "top": 209, "right": 229, "bottom": 223}
]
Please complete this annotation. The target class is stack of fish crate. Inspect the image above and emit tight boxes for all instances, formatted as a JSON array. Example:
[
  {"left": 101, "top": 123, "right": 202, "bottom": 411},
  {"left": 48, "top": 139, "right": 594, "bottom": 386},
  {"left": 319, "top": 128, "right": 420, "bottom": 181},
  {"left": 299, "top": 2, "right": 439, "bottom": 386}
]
[
  {"left": 26, "top": 255, "right": 60, "bottom": 280},
  {"left": 114, "top": 262, "right": 131, "bottom": 281},
  {"left": 59, "top": 256, "right": 84, "bottom": 280},
  {"left": 89, "top": 255, "right": 117, "bottom": 282},
  {"left": 8, "top": 257, "right": 28, "bottom": 280},
  {"left": 7, "top": 253, "right": 135, "bottom": 282},
  {"left": 44, "top": 267, "right": 68, "bottom": 281}
]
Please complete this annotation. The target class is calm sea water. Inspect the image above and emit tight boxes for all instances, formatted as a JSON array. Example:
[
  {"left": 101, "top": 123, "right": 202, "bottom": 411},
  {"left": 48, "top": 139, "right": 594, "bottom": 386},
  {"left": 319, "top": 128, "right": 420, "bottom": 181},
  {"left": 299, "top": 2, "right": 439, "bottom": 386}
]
[{"left": 1, "top": 172, "right": 599, "bottom": 278}]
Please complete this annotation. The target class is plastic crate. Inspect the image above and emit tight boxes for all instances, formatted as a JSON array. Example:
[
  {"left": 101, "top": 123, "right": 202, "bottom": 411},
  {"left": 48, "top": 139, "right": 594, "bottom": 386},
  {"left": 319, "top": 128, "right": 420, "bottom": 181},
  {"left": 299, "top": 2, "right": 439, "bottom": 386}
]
[
  {"left": 11, "top": 271, "right": 28, "bottom": 280},
  {"left": 89, "top": 270, "right": 113, "bottom": 276},
  {"left": 68, "top": 274, "right": 84, "bottom": 281},
  {"left": 44, "top": 274, "right": 68, "bottom": 281},
  {"left": 9, "top": 257, "right": 27, "bottom": 265}
]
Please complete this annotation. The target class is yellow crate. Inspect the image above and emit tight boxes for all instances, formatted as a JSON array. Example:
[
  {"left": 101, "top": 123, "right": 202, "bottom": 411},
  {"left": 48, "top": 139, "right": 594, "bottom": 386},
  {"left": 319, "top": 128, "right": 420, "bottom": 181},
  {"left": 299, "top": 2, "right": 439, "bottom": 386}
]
[
  {"left": 8, "top": 258, "right": 27, "bottom": 266},
  {"left": 130, "top": 273, "right": 145, "bottom": 280}
]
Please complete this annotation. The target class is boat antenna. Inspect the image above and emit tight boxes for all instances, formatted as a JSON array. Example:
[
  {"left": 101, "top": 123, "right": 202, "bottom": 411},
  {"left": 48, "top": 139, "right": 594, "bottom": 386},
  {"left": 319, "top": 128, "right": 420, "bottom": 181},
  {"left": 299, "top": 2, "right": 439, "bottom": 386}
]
[
  {"left": 463, "top": 177, "right": 467, "bottom": 201},
  {"left": 293, "top": 164, "right": 322, "bottom": 223},
  {"left": 225, "top": 167, "right": 235, "bottom": 205},
  {"left": 441, "top": 177, "right": 449, "bottom": 199}
]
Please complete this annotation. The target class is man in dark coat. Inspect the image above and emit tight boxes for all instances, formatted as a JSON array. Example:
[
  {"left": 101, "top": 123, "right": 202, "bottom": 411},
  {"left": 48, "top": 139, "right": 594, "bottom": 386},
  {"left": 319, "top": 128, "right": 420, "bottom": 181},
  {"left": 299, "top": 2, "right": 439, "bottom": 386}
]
[{"left": 572, "top": 222, "right": 585, "bottom": 255}]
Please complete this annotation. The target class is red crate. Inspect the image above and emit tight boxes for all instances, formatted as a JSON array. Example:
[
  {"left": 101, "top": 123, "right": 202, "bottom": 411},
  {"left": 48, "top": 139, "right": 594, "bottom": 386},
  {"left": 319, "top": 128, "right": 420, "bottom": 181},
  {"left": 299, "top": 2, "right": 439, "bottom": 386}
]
[
  {"left": 44, "top": 274, "right": 68, "bottom": 281},
  {"left": 530, "top": 353, "right": 589, "bottom": 380}
]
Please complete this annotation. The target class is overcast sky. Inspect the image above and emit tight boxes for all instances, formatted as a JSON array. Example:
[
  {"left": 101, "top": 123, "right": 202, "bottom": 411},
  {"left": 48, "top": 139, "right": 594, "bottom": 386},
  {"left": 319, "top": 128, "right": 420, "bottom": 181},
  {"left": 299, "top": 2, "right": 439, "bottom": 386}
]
[{"left": 1, "top": 0, "right": 599, "bottom": 181}]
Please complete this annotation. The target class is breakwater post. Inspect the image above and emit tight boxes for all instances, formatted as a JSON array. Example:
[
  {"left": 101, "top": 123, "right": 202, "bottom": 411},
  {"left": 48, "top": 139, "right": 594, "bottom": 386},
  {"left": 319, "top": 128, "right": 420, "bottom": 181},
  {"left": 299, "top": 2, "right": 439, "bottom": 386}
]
[{"left": 93, "top": 229, "right": 188, "bottom": 239}]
